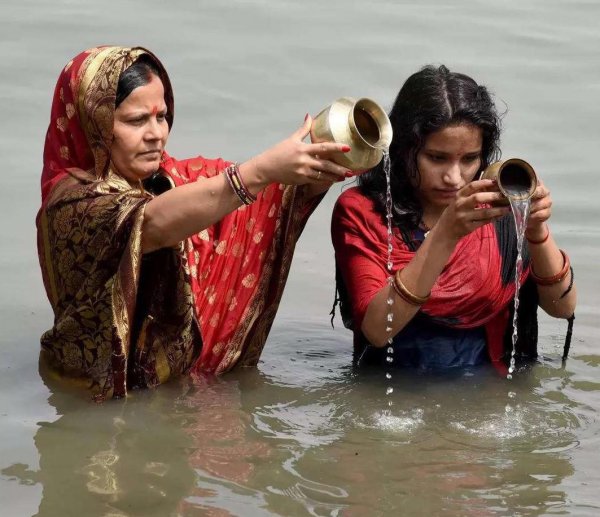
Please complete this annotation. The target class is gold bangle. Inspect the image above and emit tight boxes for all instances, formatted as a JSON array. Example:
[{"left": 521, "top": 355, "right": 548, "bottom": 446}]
[{"left": 392, "top": 268, "right": 430, "bottom": 306}]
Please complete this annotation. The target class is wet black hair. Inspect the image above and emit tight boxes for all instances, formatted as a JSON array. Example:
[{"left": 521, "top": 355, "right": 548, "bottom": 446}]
[
  {"left": 358, "top": 64, "right": 502, "bottom": 231},
  {"left": 115, "top": 54, "right": 161, "bottom": 108}
]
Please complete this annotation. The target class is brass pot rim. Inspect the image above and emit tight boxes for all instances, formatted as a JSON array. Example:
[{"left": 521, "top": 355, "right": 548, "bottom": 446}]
[
  {"left": 483, "top": 158, "right": 538, "bottom": 201},
  {"left": 347, "top": 97, "right": 393, "bottom": 150}
]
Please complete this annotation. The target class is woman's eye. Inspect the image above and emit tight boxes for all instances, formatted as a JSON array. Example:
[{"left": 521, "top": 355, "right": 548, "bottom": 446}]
[
  {"left": 127, "top": 118, "right": 145, "bottom": 126},
  {"left": 428, "top": 154, "right": 445, "bottom": 163},
  {"left": 463, "top": 155, "right": 480, "bottom": 163},
  {"left": 157, "top": 113, "right": 167, "bottom": 122}
]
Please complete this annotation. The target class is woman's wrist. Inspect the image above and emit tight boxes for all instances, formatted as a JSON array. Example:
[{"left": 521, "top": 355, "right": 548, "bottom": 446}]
[
  {"left": 428, "top": 221, "right": 460, "bottom": 252},
  {"left": 525, "top": 223, "right": 549, "bottom": 244},
  {"left": 238, "top": 158, "right": 271, "bottom": 195}
]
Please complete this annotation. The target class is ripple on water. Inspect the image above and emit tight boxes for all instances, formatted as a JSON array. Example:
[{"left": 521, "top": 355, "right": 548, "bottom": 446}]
[
  {"left": 365, "top": 408, "right": 425, "bottom": 435},
  {"left": 446, "top": 401, "right": 581, "bottom": 452},
  {"left": 450, "top": 405, "right": 530, "bottom": 440}
]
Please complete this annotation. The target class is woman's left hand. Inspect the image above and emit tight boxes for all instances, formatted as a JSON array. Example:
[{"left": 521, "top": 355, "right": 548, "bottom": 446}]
[{"left": 526, "top": 180, "right": 552, "bottom": 239}]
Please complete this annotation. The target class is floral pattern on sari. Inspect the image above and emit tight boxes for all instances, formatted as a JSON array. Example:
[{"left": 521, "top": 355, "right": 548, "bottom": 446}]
[
  {"left": 38, "top": 46, "right": 323, "bottom": 397},
  {"left": 38, "top": 173, "right": 201, "bottom": 399}
]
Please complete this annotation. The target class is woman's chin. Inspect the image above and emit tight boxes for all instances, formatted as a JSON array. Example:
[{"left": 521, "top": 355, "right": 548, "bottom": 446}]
[{"left": 116, "top": 167, "right": 158, "bottom": 183}]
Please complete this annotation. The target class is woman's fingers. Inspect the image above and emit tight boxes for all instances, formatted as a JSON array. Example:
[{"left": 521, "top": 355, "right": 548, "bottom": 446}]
[
  {"left": 308, "top": 156, "right": 350, "bottom": 180},
  {"left": 458, "top": 179, "right": 497, "bottom": 198},
  {"left": 292, "top": 114, "right": 313, "bottom": 141},
  {"left": 305, "top": 169, "right": 343, "bottom": 184},
  {"left": 468, "top": 190, "right": 506, "bottom": 207},
  {"left": 471, "top": 205, "right": 511, "bottom": 222},
  {"left": 306, "top": 141, "right": 352, "bottom": 155}
]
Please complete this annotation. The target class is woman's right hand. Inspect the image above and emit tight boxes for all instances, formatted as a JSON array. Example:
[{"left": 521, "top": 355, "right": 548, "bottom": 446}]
[
  {"left": 436, "top": 179, "right": 510, "bottom": 242},
  {"left": 241, "top": 114, "right": 352, "bottom": 187}
]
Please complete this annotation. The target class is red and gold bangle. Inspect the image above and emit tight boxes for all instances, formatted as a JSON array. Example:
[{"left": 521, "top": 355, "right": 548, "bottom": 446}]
[
  {"left": 392, "top": 268, "right": 430, "bottom": 306},
  {"left": 526, "top": 226, "right": 550, "bottom": 245},
  {"left": 224, "top": 163, "right": 257, "bottom": 205},
  {"left": 530, "top": 249, "right": 570, "bottom": 286}
]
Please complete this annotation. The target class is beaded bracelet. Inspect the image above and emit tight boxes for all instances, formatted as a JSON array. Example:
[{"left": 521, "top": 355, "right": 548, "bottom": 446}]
[
  {"left": 392, "top": 268, "right": 430, "bottom": 306},
  {"left": 526, "top": 226, "right": 550, "bottom": 245},
  {"left": 224, "top": 163, "right": 257, "bottom": 205},
  {"left": 530, "top": 249, "right": 570, "bottom": 286}
]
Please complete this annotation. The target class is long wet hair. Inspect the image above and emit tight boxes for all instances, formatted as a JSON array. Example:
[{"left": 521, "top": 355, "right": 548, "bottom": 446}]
[{"left": 358, "top": 65, "right": 502, "bottom": 231}]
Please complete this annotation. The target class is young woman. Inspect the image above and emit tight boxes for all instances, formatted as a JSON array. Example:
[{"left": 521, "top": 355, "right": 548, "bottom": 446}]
[
  {"left": 38, "top": 46, "right": 352, "bottom": 399},
  {"left": 331, "top": 65, "right": 576, "bottom": 370}
]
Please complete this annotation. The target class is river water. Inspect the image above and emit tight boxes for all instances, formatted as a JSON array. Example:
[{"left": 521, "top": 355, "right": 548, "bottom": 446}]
[{"left": 1, "top": 0, "right": 599, "bottom": 515}]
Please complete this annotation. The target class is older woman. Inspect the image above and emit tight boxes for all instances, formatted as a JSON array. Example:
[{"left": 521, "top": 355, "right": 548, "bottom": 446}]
[
  {"left": 38, "top": 46, "right": 351, "bottom": 400},
  {"left": 332, "top": 65, "right": 576, "bottom": 371}
]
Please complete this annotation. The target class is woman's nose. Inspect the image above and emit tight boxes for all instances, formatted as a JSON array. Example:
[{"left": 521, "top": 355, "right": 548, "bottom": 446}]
[
  {"left": 145, "top": 119, "right": 162, "bottom": 140},
  {"left": 443, "top": 161, "right": 462, "bottom": 186}
]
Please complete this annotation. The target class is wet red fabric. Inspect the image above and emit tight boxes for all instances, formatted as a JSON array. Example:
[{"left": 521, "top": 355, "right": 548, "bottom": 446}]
[
  {"left": 331, "top": 187, "right": 529, "bottom": 364},
  {"left": 160, "top": 152, "right": 303, "bottom": 373}
]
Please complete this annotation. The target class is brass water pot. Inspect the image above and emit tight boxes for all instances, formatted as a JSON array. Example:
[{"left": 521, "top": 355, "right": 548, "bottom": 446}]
[
  {"left": 481, "top": 158, "right": 538, "bottom": 203},
  {"left": 310, "top": 97, "right": 393, "bottom": 171}
]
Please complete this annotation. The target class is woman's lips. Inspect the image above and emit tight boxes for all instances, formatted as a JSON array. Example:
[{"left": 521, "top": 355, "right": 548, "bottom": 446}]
[
  {"left": 139, "top": 150, "right": 161, "bottom": 157},
  {"left": 435, "top": 189, "right": 459, "bottom": 198}
]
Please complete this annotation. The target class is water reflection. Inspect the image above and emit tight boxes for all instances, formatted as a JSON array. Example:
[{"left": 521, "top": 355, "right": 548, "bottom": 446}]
[
  {"left": 0, "top": 335, "right": 594, "bottom": 516},
  {"left": 250, "top": 332, "right": 584, "bottom": 516},
  {"left": 5, "top": 362, "right": 197, "bottom": 516}
]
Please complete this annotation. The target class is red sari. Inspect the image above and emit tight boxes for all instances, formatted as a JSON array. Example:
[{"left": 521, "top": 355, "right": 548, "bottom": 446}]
[
  {"left": 331, "top": 187, "right": 533, "bottom": 368},
  {"left": 159, "top": 153, "right": 318, "bottom": 373},
  {"left": 38, "top": 46, "right": 319, "bottom": 398}
]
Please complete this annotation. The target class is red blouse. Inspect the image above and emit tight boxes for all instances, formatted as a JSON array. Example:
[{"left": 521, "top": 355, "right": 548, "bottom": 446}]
[{"left": 331, "top": 187, "right": 529, "bottom": 366}]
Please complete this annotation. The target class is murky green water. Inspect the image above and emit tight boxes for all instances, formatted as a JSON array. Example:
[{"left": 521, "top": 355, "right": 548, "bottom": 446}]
[{"left": 1, "top": 0, "right": 599, "bottom": 515}]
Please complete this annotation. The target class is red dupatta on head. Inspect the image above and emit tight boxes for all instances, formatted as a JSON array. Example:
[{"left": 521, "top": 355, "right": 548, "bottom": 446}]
[
  {"left": 40, "top": 46, "right": 174, "bottom": 205},
  {"left": 331, "top": 187, "right": 530, "bottom": 365}
]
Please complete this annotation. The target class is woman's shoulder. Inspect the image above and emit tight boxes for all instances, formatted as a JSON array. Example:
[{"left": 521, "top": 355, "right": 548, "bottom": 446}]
[
  {"left": 334, "top": 186, "right": 377, "bottom": 215},
  {"left": 331, "top": 185, "right": 388, "bottom": 243}
]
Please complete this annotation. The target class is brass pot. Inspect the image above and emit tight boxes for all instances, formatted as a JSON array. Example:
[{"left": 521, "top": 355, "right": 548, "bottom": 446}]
[
  {"left": 481, "top": 158, "right": 538, "bottom": 202},
  {"left": 310, "top": 97, "right": 393, "bottom": 171}
]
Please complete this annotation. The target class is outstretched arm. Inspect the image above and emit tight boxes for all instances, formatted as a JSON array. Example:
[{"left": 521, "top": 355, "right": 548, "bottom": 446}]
[{"left": 142, "top": 115, "right": 350, "bottom": 253}]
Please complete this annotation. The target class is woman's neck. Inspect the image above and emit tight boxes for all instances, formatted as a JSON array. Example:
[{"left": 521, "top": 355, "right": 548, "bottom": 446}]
[{"left": 421, "top": 206, "right": 445, "bottom": 230}]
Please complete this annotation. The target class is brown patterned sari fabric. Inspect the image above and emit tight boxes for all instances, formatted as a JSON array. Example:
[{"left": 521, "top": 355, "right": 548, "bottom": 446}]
[
  {"left": 37, "top": 47, "right": 198, "bottom": 400},
  {"left": 37, "top": 47, "right": 319, "bottom": 400}
]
